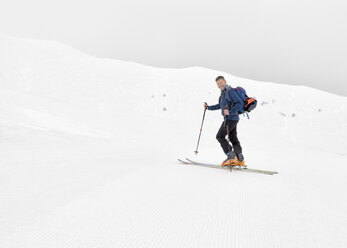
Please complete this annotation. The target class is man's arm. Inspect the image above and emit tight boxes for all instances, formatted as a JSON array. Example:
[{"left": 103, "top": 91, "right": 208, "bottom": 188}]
[
  {"left": 227, "top": 89, "right": 243, "bottom": 115},
  {"left": 207, "top": 103, "right": 221, "bottom": 111}
]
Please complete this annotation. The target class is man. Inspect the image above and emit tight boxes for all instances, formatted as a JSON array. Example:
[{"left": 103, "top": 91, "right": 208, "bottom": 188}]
[{"left": 204, "top": 76, "right": 245, "bottom": 167}]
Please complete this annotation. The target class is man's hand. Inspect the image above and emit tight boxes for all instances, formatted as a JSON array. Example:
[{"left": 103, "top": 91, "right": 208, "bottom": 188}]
[
  {"left": 224, "top": 109, "right": 230, "bottom": 115},
  {"left": 204, "top": 102, "right": 208, "bottom": 109}
]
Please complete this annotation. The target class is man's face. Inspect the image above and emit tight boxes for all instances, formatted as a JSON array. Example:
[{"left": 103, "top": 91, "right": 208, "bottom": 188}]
[{"left": 216, "top": 79, "right": 227, "bottom": 90}]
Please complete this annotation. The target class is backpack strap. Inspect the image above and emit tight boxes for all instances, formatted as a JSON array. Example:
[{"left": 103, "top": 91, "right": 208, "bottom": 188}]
[{"left": 223, "top": 85, "right": 233, "bottom": 104}]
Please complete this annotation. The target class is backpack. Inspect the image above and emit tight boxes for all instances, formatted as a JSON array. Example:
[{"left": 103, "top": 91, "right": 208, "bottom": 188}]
[{"left": 234, "top": 86, "right": 257, "bottom": 118}]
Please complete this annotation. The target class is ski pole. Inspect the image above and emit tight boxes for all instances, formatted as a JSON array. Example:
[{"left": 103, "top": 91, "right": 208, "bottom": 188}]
[{"left": 194, "top": 107, "right": 207, "bottom": 155}]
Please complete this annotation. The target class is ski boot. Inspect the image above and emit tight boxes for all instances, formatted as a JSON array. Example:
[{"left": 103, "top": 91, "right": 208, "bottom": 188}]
[
  {"left": 221, "top": 151, "right": 237, "bottom": 167},
  {"left": 233, "top": 153, "right": 246, "bottom": 168}
]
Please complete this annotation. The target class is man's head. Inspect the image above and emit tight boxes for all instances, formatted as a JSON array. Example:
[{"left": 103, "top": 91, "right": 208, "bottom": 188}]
[{"left": 215, "top": 76, "right": 227, "bottom": 90}]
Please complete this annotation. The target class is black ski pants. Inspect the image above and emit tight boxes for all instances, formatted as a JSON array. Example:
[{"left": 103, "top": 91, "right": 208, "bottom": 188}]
[{"left": 216, "top": 119, "right": 242, "bottom": 155}]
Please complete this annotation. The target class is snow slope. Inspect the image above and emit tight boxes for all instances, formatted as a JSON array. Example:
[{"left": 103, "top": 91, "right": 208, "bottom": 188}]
[{"left": 0, "top": 33, "right": 347, "bottom": 247}]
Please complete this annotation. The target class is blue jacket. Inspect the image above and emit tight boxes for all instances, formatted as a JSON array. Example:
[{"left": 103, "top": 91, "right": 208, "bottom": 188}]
[{"left": 207, "top": 85, "right": 243, "bottom": 120}]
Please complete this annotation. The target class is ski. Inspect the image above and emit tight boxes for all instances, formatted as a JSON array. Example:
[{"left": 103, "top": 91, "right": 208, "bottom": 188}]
[{"left": 178, "top": 158, "right": 278, "bottom": 175}]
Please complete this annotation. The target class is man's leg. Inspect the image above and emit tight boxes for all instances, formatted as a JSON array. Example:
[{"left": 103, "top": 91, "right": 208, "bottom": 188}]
[
  {"left": 228, "top": 120, "right": 244, "bottom": 164},
  {"left": 216, "top": 122, "right": 232, "bottom": 154},
  {"left": 228, "top": 120, "right": 242, "bottom": 155}
]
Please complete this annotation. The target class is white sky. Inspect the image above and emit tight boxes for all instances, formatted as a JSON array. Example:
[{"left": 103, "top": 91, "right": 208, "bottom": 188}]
[{"left": 1, "top": 0, "right": 347, "bottom": 96}]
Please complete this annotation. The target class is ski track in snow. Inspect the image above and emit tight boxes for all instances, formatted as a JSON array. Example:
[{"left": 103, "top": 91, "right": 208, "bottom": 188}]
[
  {"left": 0, "top": 163, "right": 286, "bottom": 248},
  {"left": 2, "top": 156, "right": 346, "bottom": 248}
]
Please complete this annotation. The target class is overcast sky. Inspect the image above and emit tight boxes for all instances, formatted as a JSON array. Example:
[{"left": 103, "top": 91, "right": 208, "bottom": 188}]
[{"left": 1, "top": 0, "right": 346, "bottom": 96}]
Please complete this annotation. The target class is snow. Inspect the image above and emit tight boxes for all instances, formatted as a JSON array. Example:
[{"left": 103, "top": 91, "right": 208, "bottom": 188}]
[{"left": 1, "top": 33, "right": 347, "bottom": 247}]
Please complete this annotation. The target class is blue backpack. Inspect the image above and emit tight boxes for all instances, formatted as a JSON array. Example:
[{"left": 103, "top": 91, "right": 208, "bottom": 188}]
[{"left": 234, "top": 86, "right": 257, "bottom": 118}]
